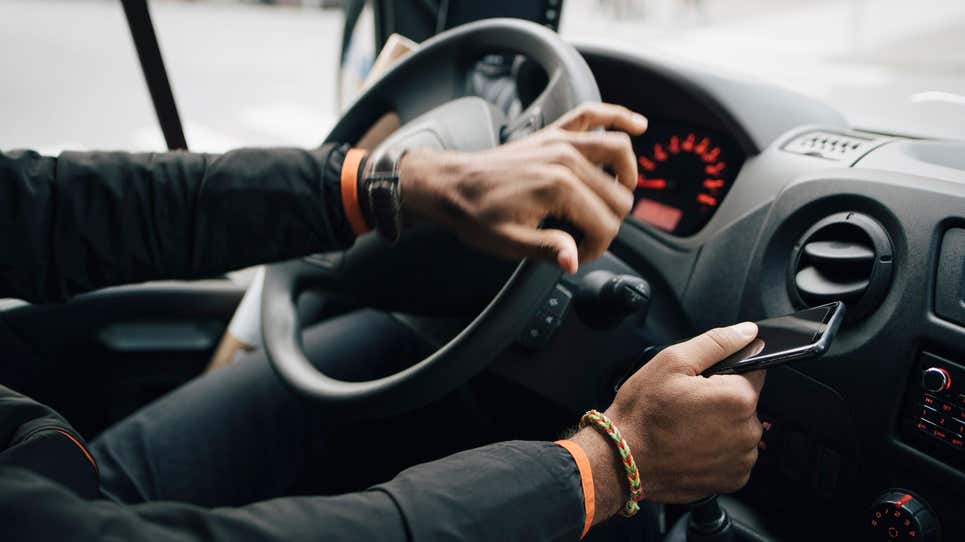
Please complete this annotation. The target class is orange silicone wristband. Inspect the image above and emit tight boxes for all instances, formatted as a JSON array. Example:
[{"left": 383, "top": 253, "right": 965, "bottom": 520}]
[
  {"left": 340, "top": 148, "right": 370, "bottom": 236},
  {"left": 556, "top": 439, "right": 595, "bottom": 538}
]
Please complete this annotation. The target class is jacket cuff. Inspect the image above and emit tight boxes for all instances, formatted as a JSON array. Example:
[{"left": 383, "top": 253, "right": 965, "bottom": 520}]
[
  {"left": 317, "top": 143, "right": 356, "bottom": 248},
  {"left": 556, "top": 439, "right": 595, "bottom": 538}
]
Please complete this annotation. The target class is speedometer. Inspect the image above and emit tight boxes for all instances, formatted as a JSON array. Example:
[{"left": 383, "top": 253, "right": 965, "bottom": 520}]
[{"left": 630, "top": 125, "right": 740, "bottom": 236}]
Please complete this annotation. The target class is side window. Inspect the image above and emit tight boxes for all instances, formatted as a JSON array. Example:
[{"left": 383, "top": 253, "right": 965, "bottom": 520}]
[
  {"left": 0, "top": 1, "right": 163, "bottom": 154},
  {"left": 152, "top": 2, "right": 344, "bottom": 152}
]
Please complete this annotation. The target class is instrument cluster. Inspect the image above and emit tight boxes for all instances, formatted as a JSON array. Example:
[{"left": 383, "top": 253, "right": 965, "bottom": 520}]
[{"left": 630, "top": 121, "right": 743, "bottom": 236}]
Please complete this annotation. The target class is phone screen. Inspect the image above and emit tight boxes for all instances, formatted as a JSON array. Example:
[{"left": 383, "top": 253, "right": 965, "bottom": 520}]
[{"left": 704, "top": 302, "right": 843, "bottom": 375}]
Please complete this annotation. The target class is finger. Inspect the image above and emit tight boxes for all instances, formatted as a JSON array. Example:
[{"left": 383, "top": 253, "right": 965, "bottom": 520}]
[
  {"left": 551, "top": 171, "right": 624, "bottom": 262},
  {"left": 545, "top": 144, "right": 634, "bottom": 217},
  {"left": 558, "top": 131, "right": 638, "bottom": 191},
  {"left": 554, "top": 102, "right": 649, "bottom": 135},
  {"left": 663, "top": 322, "right": 759, "bottom": 375},
  {"left": 496, "top": 223, "right": 580, "bottom": 273}
]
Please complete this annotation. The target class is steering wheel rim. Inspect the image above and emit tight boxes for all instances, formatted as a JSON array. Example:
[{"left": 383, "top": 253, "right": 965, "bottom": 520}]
[{"left": 262, "top": 18, "right": 600, "bottom": 419}]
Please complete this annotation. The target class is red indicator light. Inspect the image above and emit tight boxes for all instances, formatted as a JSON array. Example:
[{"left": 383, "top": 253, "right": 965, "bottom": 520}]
[
  {"left": 638, "top": 156, "right": 656, "bottom": 171},
  {"left": 695, "top": 137, "right": 710, "bottom": 154},
  {"left": 696, "top": 193, "right": 718, "bottom": 206},
  {"left": 702, "top": 147, "right": 721, "bottom": 163},
  {"left": 941, "top": 403, "right": 953, "bottom": 413},
  {"left": 923, "top": 395, "right": 936, "bottom": 405},
  {"left": 705, "top": 162, "right": 726, "bottom": 176},
  {"left": 682, "top": 133, "right": 695, "bottom": 152},
  {"left": 669, "top": 135, "right": 680, "bottom": 154},
  {"left": 637, "top": 177, "right": 668, "bottom": 189},
  {"left": 703, "top": 179, "right": 725, "bottom": 190},
  {"left": 632, "top": 198, "right": 683, "bottom": 232},
  {"left": 654, "top": 144, "right": 668, "bottom": 162}
]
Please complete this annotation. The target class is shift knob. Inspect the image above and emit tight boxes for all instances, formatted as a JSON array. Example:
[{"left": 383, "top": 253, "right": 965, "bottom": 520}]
[
  {"left": 687, "top": 495, "right": 735, "bottom": 542},
  {"left": 575, "top": 270, "right": 651, "bottom": 329}
]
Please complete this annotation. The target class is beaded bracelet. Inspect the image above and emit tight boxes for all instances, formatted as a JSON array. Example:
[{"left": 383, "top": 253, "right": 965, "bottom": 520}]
[{"left": 579, "top": 409, "right": 644, "bottom": 517}]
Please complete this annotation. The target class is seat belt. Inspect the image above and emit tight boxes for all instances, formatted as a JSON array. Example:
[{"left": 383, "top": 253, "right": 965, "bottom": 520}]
[{"left": 121, "top": 0, "right": 188, "bottom": 151}]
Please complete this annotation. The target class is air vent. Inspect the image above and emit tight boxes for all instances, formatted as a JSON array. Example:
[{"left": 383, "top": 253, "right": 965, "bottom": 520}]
[
  {"left": 783, "top": 130, "right": 879, "bottom": 163},
  {"left": 789, "top": 212, "right": 893, "bottom": 321}
]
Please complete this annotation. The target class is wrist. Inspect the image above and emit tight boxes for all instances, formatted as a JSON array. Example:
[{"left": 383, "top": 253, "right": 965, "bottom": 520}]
[
  {"left": 571, "top": 426, "right": 629, "bottom": 523},
  {"left": 398, "top": 148, "right": 465, "bottom": 225}
]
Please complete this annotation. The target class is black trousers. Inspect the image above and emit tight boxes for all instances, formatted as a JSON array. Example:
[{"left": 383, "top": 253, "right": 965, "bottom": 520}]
[{"left": 89, "top": 309, "right": 438, "bottom": 506}]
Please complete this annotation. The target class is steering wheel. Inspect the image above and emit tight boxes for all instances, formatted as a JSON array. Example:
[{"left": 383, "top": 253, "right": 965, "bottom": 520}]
[{"left": 261, "top": 18, "right": 601, "bottom": 419}]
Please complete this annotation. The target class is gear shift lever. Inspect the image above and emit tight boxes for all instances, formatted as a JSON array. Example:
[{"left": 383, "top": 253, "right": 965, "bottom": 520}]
[
  {"left": 686, "top": 495, "right": 735, "bottom": 542},
  {"left": 662, "top": 494, "right": 736, "bottom": 542}
]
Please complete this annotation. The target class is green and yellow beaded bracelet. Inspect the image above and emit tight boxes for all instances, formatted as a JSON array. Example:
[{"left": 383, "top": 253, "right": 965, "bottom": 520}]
[{"left": 579, "top": 409, "right": 645, "bottom": 517}]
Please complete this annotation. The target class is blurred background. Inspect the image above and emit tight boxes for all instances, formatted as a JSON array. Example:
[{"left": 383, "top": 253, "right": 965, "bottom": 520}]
[{"left": 2, "top": 0, "right": 964, "bottom": 154}]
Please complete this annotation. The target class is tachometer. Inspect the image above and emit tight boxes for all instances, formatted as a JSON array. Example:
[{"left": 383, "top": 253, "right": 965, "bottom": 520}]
[{"left": 630, "top": 126, "right": 739, "bottom": 236}]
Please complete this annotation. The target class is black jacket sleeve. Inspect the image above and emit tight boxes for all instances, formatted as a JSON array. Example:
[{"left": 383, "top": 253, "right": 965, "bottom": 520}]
[
  {"left": 1, "top": 441, "right": 586, "bottom": 542},
  {"left": 0, "top": 146, "right": 354, "bottom": 303}
]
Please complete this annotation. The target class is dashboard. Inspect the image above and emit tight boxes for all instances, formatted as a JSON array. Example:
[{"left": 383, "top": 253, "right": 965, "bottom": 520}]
[{"left": 491, "top": 41, "right": 965, "bottom": 542}]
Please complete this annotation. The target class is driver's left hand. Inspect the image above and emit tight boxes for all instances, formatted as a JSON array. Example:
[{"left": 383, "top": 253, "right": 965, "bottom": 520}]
[{"left": 400, "top": 103, "right": 648, "bottom": 273}]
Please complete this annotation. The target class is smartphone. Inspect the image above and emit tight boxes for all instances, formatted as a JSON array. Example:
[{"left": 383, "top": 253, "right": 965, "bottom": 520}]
[{"left": 702, "top": 301, "right": 846, "bottom": 376}]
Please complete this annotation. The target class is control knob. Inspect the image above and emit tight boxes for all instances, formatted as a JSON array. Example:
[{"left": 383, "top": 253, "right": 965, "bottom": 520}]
[
  {"left": 868, "top": 490, "right": 939, "bottom": 541},
  {"left": 922, "top": 367, "right": 951, "bottom": 393}
]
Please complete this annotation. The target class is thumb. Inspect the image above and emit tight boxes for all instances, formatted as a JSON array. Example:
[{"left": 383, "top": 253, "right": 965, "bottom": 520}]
[{"left": 665, "top": 322, "right": 758, "bottom": 375}]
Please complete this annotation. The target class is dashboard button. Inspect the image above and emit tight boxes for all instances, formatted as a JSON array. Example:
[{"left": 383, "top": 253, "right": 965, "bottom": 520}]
[
  {"left": 541, "top": 284, "right": 572, "bottom": 319},
  {"left": 922, "top": 394, "right": 938, "bottom": 407},
  {"left": 919, "top": 405, "right": 946, "bottom": 427}
]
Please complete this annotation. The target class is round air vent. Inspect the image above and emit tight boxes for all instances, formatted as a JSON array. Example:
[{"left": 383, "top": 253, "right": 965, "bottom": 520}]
[{"left": 789, "top": 212, "right": 893, "bottom": 321}]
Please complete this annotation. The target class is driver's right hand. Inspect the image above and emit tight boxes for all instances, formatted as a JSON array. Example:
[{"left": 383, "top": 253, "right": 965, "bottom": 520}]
[
  {"left": 573, "top": 322, "right": 766, "bottom": 522},
  {"left": 399, "top": 102, "right": 648, "bottom": 274}
]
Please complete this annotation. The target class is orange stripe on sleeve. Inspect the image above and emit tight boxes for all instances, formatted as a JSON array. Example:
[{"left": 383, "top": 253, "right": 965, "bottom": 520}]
[
  {"left": 53, "top": 429, "right": 97, "bottom": 473},
  {"left": 556, "top": 439, "right": 595, "bottom": 539},
  {"left": 340, "top": 148, "right": 370, "bottom": 236}
]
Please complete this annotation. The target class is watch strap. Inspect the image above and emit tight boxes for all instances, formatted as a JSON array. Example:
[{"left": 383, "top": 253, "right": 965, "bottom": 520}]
[{"left": 361, "top": 147, "right": 406, "bottom": 243}]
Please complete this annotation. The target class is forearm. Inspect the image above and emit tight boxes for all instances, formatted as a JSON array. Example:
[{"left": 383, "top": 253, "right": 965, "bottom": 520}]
[
  {"left": 0, "top": 146, "right": 354, "bottom": 303},
  {"left": 1, "top": 441, "right": 587, "bottom": 542}
]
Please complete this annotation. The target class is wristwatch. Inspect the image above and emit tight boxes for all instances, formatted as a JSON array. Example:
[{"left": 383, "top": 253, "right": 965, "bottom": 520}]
[{"left": 360, "top": 146, "right": 406, "bottom": 243}]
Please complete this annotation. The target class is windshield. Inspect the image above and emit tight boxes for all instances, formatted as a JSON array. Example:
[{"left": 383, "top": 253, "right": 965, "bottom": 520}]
[
  {"left": 560, "top": 0, "right": 965, "bottom": 141},
  {"left": 3, "top": 0, "right": 963, "bottom": 153}
]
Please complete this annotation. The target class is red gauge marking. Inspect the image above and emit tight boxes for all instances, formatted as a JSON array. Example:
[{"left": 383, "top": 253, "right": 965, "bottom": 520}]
[
  {"left": 682, "top": 133, "right": 695, "bottom": 152},
  {"left": 702, "top": 147, "right": 721, "bottom": 163},
  {"left": 697, "top": 193, "right": 718, "bottom": 206},
  {"left": 638, "top": 156, "right": 656, "bottom": 172},
  {"left": 637, "top": 177, "right": 667, "bottom": 189},
  {"left": 669, "top": 135, "right": 680, "bottom": 154},
  {"left": 705, "top": 162, "right": 726, "bottom": 176},
  {"left": 896, "top": 494, "right": 913, "bottom": 507},
  {"left": 654, "top": 144, "right": 668, "bottom": 162},
  {"left": 695, "top": 137, "right": 710, "bottom": 154},
  {"left": 704, "top": 179, "right": 725, "bottom": 190}
]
